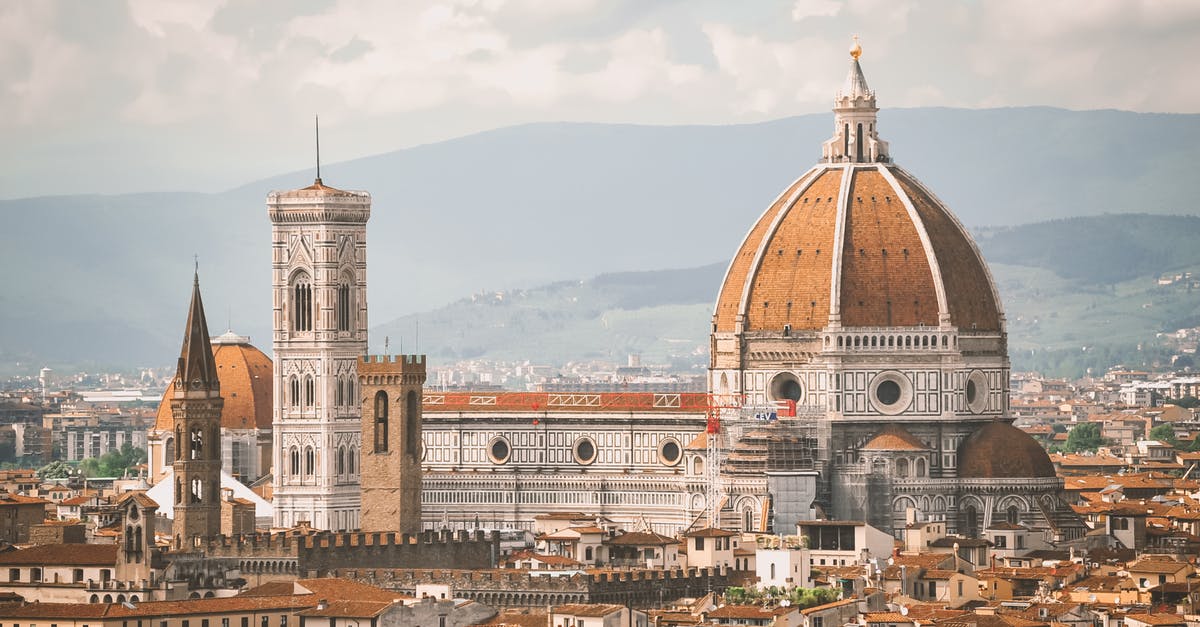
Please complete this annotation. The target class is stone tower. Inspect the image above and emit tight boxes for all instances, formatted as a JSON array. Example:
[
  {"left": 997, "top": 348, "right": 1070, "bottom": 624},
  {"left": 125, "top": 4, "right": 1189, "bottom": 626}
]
[
  {"left": 358, "top": 354, "right": 426, "bottom": 535},
  {"left": 269, "top": 176, "right": 370, "bottom": 531},
  {"left": 116, "top": 492, "right": 158, "bottom": 582},
  {"left": 171, "top": 273, "right": 223, "bottom": 549}
]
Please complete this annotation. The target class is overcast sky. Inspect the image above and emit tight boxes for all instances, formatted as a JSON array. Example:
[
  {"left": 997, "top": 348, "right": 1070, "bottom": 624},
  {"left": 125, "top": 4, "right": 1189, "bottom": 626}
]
[{"left": 4, "top": 0, "right": 1199, "bottom": 199}]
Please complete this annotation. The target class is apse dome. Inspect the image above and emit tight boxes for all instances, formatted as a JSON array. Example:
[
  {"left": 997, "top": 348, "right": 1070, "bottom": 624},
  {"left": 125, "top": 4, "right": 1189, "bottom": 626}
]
[{"left": 956, "top": 421, "right": 1057, "bottom": 479}]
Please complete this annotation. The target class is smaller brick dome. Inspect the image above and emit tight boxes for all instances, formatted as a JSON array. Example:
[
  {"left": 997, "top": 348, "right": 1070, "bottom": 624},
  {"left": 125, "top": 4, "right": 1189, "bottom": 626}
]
[{"left": 957, "top": 422, "right": 1056, "bottom": 479}]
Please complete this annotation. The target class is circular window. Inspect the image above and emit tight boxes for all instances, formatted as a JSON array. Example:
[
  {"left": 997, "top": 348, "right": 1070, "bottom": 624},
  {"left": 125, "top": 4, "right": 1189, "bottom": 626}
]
[
  {"left": 488, "top": 436, "right": 510, "bottom": 464},
  {"left": 869, "top": 371, "right": 913, "bottom": 416},
  {"left": 965, "top": 370, "right": 990, "bottom": 414},
  {"left": 659, "top": 438, "right": 682, "bottom": 466},
  {"left": 573, "top": 437, "right": 597, "bottom": 465},
  {"left": 769, "top": 372, "right": 803, "bottom": 403},
  {"left": 876, "top": 380, "right": 901, "bottom": 405}
]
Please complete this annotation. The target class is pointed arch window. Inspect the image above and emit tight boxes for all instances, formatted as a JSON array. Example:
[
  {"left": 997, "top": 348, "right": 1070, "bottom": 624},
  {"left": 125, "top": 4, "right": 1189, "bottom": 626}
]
[
  {"left": 304, "top": 376, "right": 315, "bottom": 409},
  {"left": 335, "top": 377, "right": 344, "bottom": 407},
  {"left": 289, "top": 447, "right": 300, "bottom": 478},
  {"left": 374, "top": 391, "right": 389, "bottom": 453},
  {"left": 337, "top": 446, "right": 346, "bottom": 476},
  {"left": 290, "top": 377, "right": 301, "bottom": 410},
  {"left": 291, "top": 273, "right": 313, "bottom": 332},
  {"left": 304, "top": 447, "right": 315, "bottom": 476},
  {"left": 337, "top": 275, "right": 353, "bottom": 332},
  {"left": 348, "top": 446, "right": 357, "bottom": 475}
]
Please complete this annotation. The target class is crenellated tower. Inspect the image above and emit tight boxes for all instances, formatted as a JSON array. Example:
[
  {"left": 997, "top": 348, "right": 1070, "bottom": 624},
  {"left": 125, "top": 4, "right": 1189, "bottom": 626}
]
[
  {"left": 269, "top": 175, "right": 370, "bottom": 531},
  {"left": 171, "top": 272, "right": 224, "bottom": 548},
  {"left": 358, "top": 354, "right": 426, "bottom": 535}
]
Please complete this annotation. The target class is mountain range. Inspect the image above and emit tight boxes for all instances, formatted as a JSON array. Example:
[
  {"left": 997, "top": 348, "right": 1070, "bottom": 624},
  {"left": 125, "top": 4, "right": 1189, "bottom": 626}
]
[{"left": 2, "top": 107, "right": 1198, "bottom": 374}]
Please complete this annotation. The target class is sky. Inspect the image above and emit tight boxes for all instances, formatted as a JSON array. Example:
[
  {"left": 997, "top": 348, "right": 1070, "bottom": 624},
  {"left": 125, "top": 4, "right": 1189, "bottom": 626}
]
[{"left": 4, "top": 0, "right": 1200, "bottom": 199}]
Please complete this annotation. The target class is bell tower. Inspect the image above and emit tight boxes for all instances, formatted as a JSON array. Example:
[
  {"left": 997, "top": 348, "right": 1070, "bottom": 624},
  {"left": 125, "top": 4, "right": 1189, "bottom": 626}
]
[
  {"left": 171, "top": 272, "right": 223, "bottom": 549},
  {"left": 269, "top": 172, "right": 370, "bottom": 531}
]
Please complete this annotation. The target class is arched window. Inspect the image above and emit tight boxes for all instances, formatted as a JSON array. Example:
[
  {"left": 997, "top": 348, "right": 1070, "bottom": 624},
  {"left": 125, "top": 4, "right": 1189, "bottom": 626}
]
[
  {"left": 585, "top": 546, "right": 593, "bottom": 561},
  {"left": 335, "top": 377, "right": 344, "bottom": 407},
  {"left": 189, "top": 428, "right": 203, "bottom": 460},
  {"left": 405, "top": 391, "right": 419, "bottom": 457},
  {"left": 174, "top": 427, "right": 182, "bottom": 460},
  {"left": 291, "top": 273, "right": 313, "bottom": 332},
  {"left": 843, "top": 122, "right": 849, "bottom": 157},
  {"left": 348, "top": 446, "right": 357, "bottom": 475},
  {"left": 304, "top": 376, "right": 315, "bottom": 408},
  {"left": 856, "top": 122, "right": 864, "bottom": 162},
  {"left": 961, "top": 505, "right": 979, "bottom": 538},
  {"left": 770, "top": 563, "right": 776, "bottom": 580},
  {"left": 289, "top": 447, "right": 300, "bottom": 477},
  {"left": 337, "top": 276, "right": 353, "bottom": 332},
  {"left": 290, "top": 377, "right": 300, "bottom": 409},
  {"left": 916, "top": 457, "right": 927, "bottom": 477},
  {"left": 337, "top": 446, "right": 346, "bottom": 475},
  {"left": 1007, "top": 505, "right": 1020, "bottom": 525},
  {"left": 304, "top": 447, "right": 315, "bottom": 475},
  {"left": 896, "top": 458, "right": 910, "bottom": 478},
  {"left": 374, "top": 391, "right": 389, "bottom": 453},
  {"left": 164, "top": 437, "right": 175, "bottom": 465}
]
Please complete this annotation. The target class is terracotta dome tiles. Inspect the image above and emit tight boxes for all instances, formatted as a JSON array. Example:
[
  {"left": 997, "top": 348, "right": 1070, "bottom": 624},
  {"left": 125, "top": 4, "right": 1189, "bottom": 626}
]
[
  {"left": 154, "top": 341, "right": 274, "bottom": 431},
  {"left": 745, "top": 168, "right": 843, "bottom": 332},
  {"left": 957, "top": 421, "right": 1056, "bottom": 479},
  {"left": 714, "top": 164, "right": 1003, "bottom": 335},
  {"left": 892, "top": 170, "right": 1002, "bottom": 332},
  {"left": 838, "top": 168, "right": 939, "bottom": 328}
]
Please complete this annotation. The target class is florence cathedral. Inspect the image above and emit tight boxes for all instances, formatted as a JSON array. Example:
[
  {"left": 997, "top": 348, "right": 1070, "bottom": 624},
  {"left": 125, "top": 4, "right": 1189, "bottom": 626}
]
[{"left": 151, "top": 43, "right": 1085, "bottom": 542}]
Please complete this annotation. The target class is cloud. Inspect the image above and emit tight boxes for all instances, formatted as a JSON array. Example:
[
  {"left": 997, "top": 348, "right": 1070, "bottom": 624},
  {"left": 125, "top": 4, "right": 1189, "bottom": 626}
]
[{"left": 1, "top": 0, "right": 1198, "bottom": 197}]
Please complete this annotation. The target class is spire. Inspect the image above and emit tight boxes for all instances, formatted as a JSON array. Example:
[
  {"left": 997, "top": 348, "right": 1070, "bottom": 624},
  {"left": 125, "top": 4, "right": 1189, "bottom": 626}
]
[
  {"left": 176, "top": 268, "right": 220, "bottom": 394},
  {"left": 314, "top": 114, "right": 322, "bottom": 186},
  {"left": 839, "top": 36, "right": 873, "bottom": 102},
  {"left": 821, "top": 37, "right": 889, "bottom": 164}
]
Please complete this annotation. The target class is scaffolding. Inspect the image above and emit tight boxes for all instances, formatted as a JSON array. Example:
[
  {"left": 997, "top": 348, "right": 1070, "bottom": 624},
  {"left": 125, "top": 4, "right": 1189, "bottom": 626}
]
[{"left": 704, "top": 397, "right": 831, "bottom": 528}]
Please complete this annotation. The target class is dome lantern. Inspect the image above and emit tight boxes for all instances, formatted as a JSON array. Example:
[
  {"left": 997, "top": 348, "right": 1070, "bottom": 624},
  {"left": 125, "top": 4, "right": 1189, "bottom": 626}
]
[{"left": 822, "top": 38, "right": 889, "bottom": 164}]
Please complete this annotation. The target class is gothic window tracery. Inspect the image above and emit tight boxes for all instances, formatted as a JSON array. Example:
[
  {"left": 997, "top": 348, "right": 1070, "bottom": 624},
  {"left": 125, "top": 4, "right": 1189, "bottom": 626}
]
[{"left": 291, "top": 273, "right": 313, "bottom": 332}]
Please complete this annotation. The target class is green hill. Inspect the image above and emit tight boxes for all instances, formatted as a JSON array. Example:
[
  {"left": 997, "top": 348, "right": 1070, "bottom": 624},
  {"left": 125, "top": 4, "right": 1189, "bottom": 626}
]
[
  {"left": 3, "top": 108, "right": 1200, "bottom": 373},
  {"left": 377, "top": 215, "right": 1200, "bottom": 378}
]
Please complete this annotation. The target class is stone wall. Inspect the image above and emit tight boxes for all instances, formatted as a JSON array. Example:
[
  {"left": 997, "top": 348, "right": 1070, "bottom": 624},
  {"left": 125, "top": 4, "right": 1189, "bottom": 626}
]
[{"left": 335, "top": 566, "right": 732, "bottom": 609}]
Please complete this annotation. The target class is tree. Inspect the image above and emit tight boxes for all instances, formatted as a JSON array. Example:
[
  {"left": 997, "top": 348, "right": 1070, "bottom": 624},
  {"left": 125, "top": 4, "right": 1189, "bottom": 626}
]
[
  {"left": 1149, "top": 424, "right": 1179, "bottom": 446},
  {"left": 1166, "top": 396, "right": 1200, "bottom": 409},
  {"left": 79, "top": 443, "right": 146, "bottom": 478},
  {"left": 1064, "top": 422, "right": 1105, "bottom": 453},
  {"left": 37, "top": 461, "right": 72, "bottom": 479}
]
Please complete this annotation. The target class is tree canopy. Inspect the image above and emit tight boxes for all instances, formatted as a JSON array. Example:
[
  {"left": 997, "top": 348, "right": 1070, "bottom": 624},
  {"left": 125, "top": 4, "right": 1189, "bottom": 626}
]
[
  {"left": 79, "top": 443, "right": 146, "bottom": 478},
  {"left": 1149, "top": 424, "right": 1179, "bottom": 446},
  {"left": 1063, "top": 422, "right": 1106, "bottom": 453}
]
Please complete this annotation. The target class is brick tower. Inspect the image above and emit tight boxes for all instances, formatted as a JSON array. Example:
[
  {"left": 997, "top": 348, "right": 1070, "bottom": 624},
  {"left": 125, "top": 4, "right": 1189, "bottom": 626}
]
[
  {"left": 171, "top": 272, "right": 224, "bottom": 549},
  {"left": 358, "top": 354, "right": 426, "bottom": 535}
]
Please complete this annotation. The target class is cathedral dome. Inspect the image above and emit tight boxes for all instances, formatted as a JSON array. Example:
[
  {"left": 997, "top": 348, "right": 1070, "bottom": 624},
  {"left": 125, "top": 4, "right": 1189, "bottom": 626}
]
[
  {"left": 154, "top": 332, "right": 273, "bottom": 431},
  {"left": 956, "top": 422, "right": 1056, "bottom": 479},
  {"left": 712, "top": 49, "right": 1002, "bottom": 335}
]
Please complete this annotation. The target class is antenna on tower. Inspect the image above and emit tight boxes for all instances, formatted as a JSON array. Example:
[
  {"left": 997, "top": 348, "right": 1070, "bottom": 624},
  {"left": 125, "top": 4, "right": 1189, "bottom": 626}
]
[{"left": 314, "top": 115, "right": 322, "bottom": 184}]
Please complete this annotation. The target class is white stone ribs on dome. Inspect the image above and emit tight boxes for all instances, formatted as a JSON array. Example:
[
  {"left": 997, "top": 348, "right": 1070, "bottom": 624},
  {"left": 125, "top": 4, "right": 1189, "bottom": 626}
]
[
  {"left": 890, "top": 165, "right": 1007, "bottom": 329},
  {"left": 875, "top": 164, "right": 950, "bottom": 326},
  {"left": 827, "top": 164, "right": 856, "bottom": 327},
  {"left": 731, "top": 166, "right": 827, "bottom": 332}
]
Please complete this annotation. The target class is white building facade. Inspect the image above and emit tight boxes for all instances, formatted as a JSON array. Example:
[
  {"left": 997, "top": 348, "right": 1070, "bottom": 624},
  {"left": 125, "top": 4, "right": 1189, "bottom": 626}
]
[{"left": 269, "top": 178, "right": 370, "bottom": 531}]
